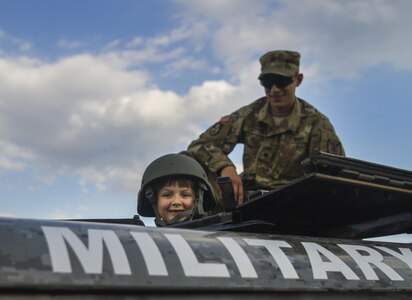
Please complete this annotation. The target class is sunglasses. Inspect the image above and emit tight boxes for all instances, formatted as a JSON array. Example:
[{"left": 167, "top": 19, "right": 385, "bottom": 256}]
[{"left": 259, "top": 75, "right": 294, "bottom": 89}]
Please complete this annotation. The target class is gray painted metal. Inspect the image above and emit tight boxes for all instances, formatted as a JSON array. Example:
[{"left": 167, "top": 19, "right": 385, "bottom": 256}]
[{"left": 1, "top": 217, "right": 412, "bottom": 297}]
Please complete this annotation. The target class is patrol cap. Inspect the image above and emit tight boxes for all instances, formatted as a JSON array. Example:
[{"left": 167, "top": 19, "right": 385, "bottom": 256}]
[{"left": 259, "top": 50, "right": 300, "bottom": 78}]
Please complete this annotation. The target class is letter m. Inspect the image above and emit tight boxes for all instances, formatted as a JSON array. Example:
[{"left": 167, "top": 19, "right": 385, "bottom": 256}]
[{"left": 42, "top": 226, "right": 131, "bottom": 275}]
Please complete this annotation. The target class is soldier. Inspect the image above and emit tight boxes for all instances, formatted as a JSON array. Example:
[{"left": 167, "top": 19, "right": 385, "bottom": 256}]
[
  {"left": 187, "top": 50, "right": 345, "bottom": 205},
  {"left": 137, "top": 153, "right": 217, "bottom": 226}
]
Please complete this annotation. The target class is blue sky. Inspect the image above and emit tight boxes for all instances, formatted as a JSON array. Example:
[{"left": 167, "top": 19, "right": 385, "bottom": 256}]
[{"left": 1, "top": 0, "right": 412, "bottom": 235}]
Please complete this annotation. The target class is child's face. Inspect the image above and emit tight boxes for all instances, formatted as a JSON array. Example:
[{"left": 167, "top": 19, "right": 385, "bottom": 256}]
[{"left": 157, "top": 183, "right": 195, "bottom": 223}]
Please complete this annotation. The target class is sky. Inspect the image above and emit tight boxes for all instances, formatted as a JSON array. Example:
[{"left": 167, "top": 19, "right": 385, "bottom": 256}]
[{"left": 0, "top": 0, "right": 412, "bottom": 237}]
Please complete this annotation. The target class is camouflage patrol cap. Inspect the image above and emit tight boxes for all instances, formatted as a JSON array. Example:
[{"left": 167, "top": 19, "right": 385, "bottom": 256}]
[{"left": 259, "top": 50, "right": 300, "bottom": 78}]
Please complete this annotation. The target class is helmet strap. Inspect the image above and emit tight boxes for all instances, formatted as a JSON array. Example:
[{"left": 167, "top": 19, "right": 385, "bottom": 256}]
[
  {"left": 196, "top": 183, "right": 206, "bottom": 215},
  {"left": 145, "top": 186, "right": 167, "bottom": 227},
  {"left": 166, "top": 210, "right": 193, "bottom": 225}
]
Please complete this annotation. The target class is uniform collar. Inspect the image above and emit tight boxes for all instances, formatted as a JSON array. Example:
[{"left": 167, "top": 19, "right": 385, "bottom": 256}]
[{"left": 258, "top": 98, "right": 302, "bottom": 134}]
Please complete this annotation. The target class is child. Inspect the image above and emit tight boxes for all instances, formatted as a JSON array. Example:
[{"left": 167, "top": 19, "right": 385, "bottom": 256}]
[{"left": 137, "top": 153, "right": 216, "bottom": 226}]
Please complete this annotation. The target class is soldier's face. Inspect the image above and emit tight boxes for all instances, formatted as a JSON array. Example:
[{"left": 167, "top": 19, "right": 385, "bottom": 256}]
[
  {"left": 264, "top": 74, "right": 303, "bottom": 117},
  {"left": 157, "top": 183, "right": 195, "bottom": 223}
]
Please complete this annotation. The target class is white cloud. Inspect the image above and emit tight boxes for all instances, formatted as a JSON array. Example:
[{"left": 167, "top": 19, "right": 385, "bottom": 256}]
[
  {"left": 163, "top": 56, "right": 210, "bottom": 76},
  {"left": 0, "top": 29, "right": 32, "bottom": 52},
  {"left": 0, "top": 157, "right": 25, "bottom": 171},
  {"left": 174, "top": 0, "right": 269, "bottom": 22},
  {"left": 0, "top": 43, "right": 243, "bottom": 195},
  {"left": 175, "top": 0, "right": 412, "bottom": 81},
  {"left": 58, "top": 39, "right": 83, "bottom": 50},
  {"left": 126, "top": 37, "right": 143, "bottom": 48},
  {"left": 105, "top": 39, "right": 121, "bottom": 49},
  {"left": 2, "top": 0, "right": 412, "bottom": 216},
  {"left": 185, "top": 80, "right": 239, "bottom": 119},
  {"left": 0, "top": 140, "right": 33, "bottom": 171}
]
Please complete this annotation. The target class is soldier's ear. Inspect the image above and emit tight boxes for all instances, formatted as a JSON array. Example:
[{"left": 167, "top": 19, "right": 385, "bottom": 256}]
[{"left": 295, "top": 73, "right": 304, "bottom": 87}]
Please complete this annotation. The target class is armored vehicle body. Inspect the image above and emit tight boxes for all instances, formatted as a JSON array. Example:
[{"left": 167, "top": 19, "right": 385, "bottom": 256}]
[{"left": 1, "top": 153, "right": 412, "bottom": 299}]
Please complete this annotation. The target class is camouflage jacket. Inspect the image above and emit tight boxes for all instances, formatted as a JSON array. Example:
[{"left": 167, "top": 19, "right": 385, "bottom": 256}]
[{"left": 187, "top": 97, "right": 345, "bottom": 190}]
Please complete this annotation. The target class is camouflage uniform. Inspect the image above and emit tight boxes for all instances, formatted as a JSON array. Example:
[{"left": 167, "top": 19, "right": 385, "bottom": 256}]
[
  {"left": 187, "top": 97, "right": 344, "bottom": 190},
  {"left": 187, "top": 50, "right": 345, "bottom": 191}
]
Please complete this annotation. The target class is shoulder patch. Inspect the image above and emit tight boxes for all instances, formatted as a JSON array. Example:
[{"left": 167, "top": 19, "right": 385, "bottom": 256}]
[{"left": 209, "top": 123, "right": 223, "bottom": 136}]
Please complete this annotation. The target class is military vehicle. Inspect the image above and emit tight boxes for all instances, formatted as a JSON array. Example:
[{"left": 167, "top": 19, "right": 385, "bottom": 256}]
[{"left": 1, "top": 152, "right": 412, "bottom": 299}]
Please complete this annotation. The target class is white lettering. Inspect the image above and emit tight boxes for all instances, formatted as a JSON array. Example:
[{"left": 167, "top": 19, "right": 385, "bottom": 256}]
[
  {"left": 130, "top": 232, "right": 168, "bottom": 276},
  {"left": 245, "top": 239, "right": 299, "bottom": 279},
  {"left": 302, "top": 242, "right": 359, "bottom": 280},
  {"left": 375, "top": 246, "right": 412, "bottom": 270},
  {"left": 339, "top": 244, "right": 403, "bottom": 281},
  {"left": 164, "top": 234, "right": 230, "bottom": 277},
  {"left": 42, "top": 226, "right": 131, "bottom": 275},
  {"left": 218, "top": 237, "right": 258, "bottom": 278}
]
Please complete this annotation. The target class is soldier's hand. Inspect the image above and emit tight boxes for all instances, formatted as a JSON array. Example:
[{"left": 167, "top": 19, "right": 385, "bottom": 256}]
[{"left": 221, "top": 166, "right": 244, "bottom": 205}]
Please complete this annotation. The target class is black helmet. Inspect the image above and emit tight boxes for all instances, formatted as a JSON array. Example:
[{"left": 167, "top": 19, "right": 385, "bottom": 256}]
[{"left": 137, "top": 153, "right": 216, "bottom": 220}]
